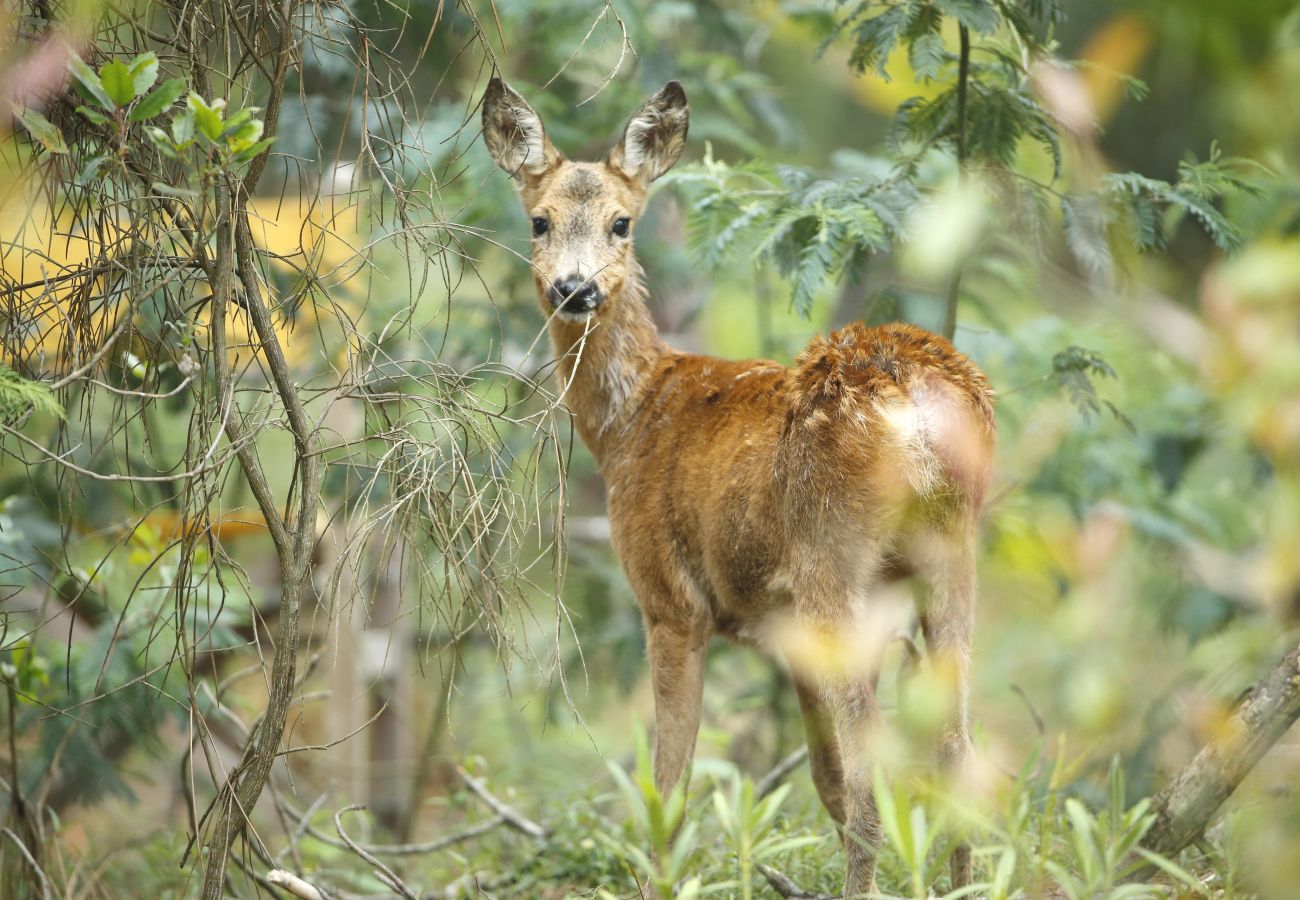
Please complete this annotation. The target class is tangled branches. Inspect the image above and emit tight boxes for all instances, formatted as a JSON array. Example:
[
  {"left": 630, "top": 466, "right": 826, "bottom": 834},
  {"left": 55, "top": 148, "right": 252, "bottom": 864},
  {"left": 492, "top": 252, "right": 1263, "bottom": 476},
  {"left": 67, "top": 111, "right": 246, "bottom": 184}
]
[{"left": 0, "top": 0, "right": 627, "bottom": 893}]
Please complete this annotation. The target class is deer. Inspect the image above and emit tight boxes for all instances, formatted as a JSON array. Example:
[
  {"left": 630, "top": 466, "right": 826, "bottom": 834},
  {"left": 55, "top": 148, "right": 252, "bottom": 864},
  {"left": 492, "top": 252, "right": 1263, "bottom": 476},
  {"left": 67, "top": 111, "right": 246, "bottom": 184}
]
[{"left": 481, "top": 75, "right": 996, "bottom": 897}]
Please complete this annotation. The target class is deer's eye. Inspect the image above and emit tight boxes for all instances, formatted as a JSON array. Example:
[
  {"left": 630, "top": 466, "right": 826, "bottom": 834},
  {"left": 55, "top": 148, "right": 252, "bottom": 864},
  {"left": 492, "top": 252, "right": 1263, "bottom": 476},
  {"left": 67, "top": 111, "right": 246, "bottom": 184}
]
[
  {"left": 531, "top": 217, "right": 549, "bottom": 237},
  {"left": 612, "top": 217, "right": 630, "bottom": 238}
]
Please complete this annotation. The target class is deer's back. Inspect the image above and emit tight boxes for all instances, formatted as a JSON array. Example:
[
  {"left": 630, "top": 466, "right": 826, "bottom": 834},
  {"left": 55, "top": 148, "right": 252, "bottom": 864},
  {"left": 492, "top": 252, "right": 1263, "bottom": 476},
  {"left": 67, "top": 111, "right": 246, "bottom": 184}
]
[{"left": 603, "top": 322, "right": 995, "bottom": 638}]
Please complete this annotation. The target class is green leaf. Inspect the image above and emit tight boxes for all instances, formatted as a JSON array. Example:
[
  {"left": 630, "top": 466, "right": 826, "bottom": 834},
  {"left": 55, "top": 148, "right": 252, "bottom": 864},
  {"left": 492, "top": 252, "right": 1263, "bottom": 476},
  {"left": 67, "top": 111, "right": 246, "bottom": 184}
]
[
  {"left": 12, "top": 106, "right": 68, "bottom": 154},
  {"left": 226, "top": 118, "right": 263, "bottom": 151},
  {"left": 79, "top": 154, "right": 108, "bottom": 182},
  {"left": 188, "top": 93, "right": 224, "bottom": 141},
  {"left": 909, "top": 31, "right": 946, "bottom": 82},
  {"left": 791, "top": 224, "right": 836, "bottom": 316},
  {"left": 234, "top": 136, "right": 275, "bottom": 162},
  {"left": 75, "top": 104, "right": 113, "bottom": 127},
  {"left": 99, "top": 60, "right": 136, "bottom": 108},
  {"left": 1060, "top": 195, "right": 1113, "bottom": 280},
  {"left": 847, "top": 5, "right": 913, "bottom": 79},
  {"left": 220, "top": 107, "right": 253, "bottom": 136},
  {"left": 1133, "top": 848, "right": 1209, "bottom": 895},
  {"left": 145, "top": 127, "right": 178, "bottom": 158},
  {"left": 935, "top": 0, "right": 1000, "bottom": 35},
  {"left": 171, "top": 109, "right": 195, "bottom": 144},
  {"left": 68, "top": 55, "right": 115, "bottom": 110},
  {"left": 129, "top": 77, "right": 185, "bottom": 122},
  {"left": 128, "top": 52, "right": 159, "bottom": 96}
]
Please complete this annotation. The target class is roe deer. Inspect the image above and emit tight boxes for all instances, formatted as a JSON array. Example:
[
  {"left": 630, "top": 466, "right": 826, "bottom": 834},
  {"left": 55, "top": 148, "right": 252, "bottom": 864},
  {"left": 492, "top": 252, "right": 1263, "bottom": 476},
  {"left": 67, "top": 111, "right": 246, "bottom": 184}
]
[{"left": 482, "top": 76, "right": 995, "bottom": 896}]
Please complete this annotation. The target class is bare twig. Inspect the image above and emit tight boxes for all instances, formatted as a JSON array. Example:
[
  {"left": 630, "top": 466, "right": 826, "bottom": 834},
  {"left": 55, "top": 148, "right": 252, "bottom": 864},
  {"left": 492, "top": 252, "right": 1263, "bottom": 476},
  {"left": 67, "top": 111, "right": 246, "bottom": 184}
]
[
  {"left": 457, "top": 766, "right": 549, "bottom": 839},
  {"left": 1, "top": 828, "right": 52, "bottom": 900},
  {"left": 334, "top": 805, "right": 419, "bottom": 900},
  {"left": 199, "top": 182, "right": 324, "bottom": 898},
  {"left": 278, "top": 793, "right": 515, "bottom": 858},
  {"left": 1011, "top": 683, "right": 1047, "bottom": 738},
  {"left": 755, "top": 745, "right": 809, "bottom": 800},
  {"left": 266, "top": 867, "right": 328, "bottom": 900},
  {"left": 757, "top": 863, "right": 839, "bottom": 900}
]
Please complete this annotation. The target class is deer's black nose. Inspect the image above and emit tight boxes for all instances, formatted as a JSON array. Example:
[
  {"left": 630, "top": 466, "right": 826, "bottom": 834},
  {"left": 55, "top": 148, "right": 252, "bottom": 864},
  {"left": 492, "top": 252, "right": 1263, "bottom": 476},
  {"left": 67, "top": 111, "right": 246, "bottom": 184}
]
[{"left": 548, "top": 276, "right": 603, "bottom": 314}]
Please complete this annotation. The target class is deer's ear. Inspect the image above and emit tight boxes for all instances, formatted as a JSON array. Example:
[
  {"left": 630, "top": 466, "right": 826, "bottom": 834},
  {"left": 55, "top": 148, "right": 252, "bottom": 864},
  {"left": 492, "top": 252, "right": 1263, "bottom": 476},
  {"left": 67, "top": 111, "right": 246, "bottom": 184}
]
[
  {"left": 482, "top": 76, "right": 559, "bottom": 180},
  {"left": 609, "top": 81, "right": 689, "bottom": 184}
]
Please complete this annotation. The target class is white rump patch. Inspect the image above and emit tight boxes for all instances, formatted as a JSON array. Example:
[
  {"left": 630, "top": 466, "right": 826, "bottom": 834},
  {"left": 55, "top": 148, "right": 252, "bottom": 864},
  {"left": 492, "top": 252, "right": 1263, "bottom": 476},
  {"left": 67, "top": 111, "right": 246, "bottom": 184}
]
[
  {"left": 878, "top": 380, "right": 989, "bottom": 498},
  {"left": 878, "top": 388, "right": 945, "bottom": 496}
]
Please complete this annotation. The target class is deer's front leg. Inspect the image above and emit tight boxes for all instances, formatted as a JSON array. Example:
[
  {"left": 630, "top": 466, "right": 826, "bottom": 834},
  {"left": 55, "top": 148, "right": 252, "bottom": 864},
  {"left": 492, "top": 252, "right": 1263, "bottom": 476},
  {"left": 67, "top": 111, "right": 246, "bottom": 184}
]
[
  {"left": 793, "top": 673, "right": 846, "bottom": 826},
  {"left": 645, "top": 618, "right": 708, "bottom": 800}
]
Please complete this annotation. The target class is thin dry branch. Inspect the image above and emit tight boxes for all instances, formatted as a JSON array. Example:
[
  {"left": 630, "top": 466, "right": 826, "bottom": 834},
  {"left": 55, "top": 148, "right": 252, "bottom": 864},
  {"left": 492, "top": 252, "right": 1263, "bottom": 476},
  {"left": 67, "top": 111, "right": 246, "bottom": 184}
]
[
  {"left": 334, "top": 805, "right": 419, "bottom": 900},
  {"left": 756, "top": 745, "right": 810, "bottom": 800},
  {"left": 757, "top": 863, "right": 838, "bottom": 900},
  {"left": 1, "top": 827, "right": 52, "bottom": 900},
  {"left": 266, "top": 869, "right": 327, "bottom": 900},
  {"left": 457, "top": 766, "right": 549, "bottom": 840},
  {"left": 199, "top": 180, "right": 324, "bottom": 898},
  {"left": 2, "top": 4, "right": 574, "bottom": 896}
]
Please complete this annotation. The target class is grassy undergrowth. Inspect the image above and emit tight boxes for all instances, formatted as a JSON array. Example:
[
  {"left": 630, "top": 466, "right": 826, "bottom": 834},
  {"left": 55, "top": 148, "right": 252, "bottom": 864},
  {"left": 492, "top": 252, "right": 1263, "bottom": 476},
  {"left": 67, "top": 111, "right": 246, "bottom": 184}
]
[{"left": 95, "top": 738, "right": 1251, "bottom": 899}]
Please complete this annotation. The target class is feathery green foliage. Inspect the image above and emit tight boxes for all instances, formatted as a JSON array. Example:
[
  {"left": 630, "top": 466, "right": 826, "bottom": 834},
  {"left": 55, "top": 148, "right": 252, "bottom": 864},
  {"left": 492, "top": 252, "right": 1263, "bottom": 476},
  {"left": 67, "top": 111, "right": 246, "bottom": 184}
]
[
  {"left": 667, "top": 150, "right": 916, "bottom": 315},
  {"left": 673, "top": 2, "right": 1259, "bottom": 328},
  {"left": 0, "top": 366, "right": 63, "bottom": 422}
]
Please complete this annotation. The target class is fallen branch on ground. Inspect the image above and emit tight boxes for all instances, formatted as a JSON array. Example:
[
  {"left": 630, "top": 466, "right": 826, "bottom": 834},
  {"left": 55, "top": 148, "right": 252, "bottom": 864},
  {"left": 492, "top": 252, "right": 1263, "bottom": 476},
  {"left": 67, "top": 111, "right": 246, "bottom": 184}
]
[
  {"left": 757, "top": 863, "right": 839, "bottom": 899},
  {"left": 335, "top": 805, "right": 420, "bottom": 900},
  {"left": 266, "top": 869, "right": 327, "bottom": 900},
  {"left": 456, "top": 766, "right": 549, "bottom": 839},
  {"left": 755, "top": 746, "right": 809, "bottom": 800}
]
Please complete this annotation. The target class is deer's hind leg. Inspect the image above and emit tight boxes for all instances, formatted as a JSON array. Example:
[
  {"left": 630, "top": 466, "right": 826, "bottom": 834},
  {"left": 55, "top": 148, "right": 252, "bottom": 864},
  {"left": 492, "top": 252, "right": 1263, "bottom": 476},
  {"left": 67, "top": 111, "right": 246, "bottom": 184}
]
[
  {"left": 915, "top": 520, "right": 978, "bottom": 889},
  {"left": 790, "top": 554, "right": 888, "bottom": 899},
  {"left": 821, "top": 675, "right": 884, "bottom": 899}
]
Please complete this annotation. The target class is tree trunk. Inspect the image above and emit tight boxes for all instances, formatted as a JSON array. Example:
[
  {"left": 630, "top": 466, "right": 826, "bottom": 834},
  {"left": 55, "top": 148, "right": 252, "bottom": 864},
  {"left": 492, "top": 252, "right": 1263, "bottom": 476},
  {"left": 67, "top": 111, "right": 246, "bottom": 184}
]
[{"left": 1141, "top": 640, "right": 1300, "bottom": 857}]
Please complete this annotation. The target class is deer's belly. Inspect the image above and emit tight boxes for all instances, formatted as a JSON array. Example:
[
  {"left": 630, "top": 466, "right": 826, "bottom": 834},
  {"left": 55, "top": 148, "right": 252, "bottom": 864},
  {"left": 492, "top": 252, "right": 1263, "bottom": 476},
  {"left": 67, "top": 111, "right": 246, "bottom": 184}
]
[{"left": 607, "top": 493, "right": 792, "bottom": 646}]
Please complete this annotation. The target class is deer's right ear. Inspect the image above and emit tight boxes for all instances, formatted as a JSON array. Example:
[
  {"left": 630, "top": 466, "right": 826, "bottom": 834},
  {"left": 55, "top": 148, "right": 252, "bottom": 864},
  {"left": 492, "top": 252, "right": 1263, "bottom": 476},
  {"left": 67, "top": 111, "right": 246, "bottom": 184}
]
[{"left": 481, "top": 77, "right": 559, "bottom": 180}]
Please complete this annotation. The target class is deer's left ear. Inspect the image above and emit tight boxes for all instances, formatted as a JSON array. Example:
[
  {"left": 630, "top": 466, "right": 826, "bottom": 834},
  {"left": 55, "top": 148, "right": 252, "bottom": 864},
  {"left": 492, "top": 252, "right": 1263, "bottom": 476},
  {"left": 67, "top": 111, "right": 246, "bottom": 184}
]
[{"left": 609, "top": 81, "right": 689, "bottom": 184}]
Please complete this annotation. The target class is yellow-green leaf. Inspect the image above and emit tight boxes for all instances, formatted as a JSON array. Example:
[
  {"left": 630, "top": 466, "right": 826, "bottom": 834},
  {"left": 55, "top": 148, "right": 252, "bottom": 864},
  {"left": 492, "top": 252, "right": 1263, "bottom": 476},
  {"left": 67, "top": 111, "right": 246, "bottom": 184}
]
[
  {"left": 68, "top": 55, "right": 114, "bottom": 110},
  {"left": 76, "top": 104, "right": 112, "bottom": 127},
  {"left": 13, "top": 106, "right": 69, "bottom": 154},
  {"left": 128, "top": 51, "right": 159, "bottom": 95},
  {"left": 188, "top": 93, "right": 224, "bottom": 141},
  {"left": 99, "top": 60, "right": 135, "bottom": 107}
]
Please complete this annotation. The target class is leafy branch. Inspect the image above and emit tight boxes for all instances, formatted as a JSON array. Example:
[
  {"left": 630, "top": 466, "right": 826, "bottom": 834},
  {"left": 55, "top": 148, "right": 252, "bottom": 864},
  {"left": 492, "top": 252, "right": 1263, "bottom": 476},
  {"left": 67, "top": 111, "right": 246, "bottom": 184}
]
[
  {"left": 1051, "top": 346, "right": 1132, "bottom": 430},
  {"left": 670, "top": 0, "right": 1258, "bottom": 346}
]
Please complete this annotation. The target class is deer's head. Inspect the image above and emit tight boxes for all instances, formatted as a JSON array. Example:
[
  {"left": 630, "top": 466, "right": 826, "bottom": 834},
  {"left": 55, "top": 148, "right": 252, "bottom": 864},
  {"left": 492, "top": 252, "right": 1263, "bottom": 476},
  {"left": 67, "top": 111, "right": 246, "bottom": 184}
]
[{"left": 482, "top": 77, "right": 688, "bottom": 320}]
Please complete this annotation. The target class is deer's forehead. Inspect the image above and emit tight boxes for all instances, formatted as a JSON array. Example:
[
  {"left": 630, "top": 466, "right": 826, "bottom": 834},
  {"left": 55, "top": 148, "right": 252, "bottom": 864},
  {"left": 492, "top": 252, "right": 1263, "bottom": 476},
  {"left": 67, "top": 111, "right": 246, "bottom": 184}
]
[{"left": 534, "top": 164, "right": 636, "bottom": 215}]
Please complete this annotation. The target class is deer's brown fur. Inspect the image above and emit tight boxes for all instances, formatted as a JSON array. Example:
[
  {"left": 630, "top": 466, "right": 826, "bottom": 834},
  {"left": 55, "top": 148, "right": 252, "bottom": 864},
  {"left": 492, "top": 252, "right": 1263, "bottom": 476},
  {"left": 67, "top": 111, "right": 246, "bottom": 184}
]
[{"left": 482, "top": 75, "right": 995, "bottom": 897}]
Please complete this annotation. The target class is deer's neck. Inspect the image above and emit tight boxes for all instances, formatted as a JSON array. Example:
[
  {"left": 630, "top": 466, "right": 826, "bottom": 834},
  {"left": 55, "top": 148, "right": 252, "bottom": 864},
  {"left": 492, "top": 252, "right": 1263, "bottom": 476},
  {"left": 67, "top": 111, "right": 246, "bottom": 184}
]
[{"left": 547, "top": 262, "right": 667, "bottom": 463}]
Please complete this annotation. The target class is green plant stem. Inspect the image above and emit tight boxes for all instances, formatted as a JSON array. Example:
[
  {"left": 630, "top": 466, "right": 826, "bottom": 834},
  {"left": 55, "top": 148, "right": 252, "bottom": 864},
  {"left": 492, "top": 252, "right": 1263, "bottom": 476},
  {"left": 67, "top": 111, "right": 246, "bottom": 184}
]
[
  {"left": 941, "top": 24, "right": 971, "bottom": 343},
  {"left": 741, "top": 835, "right": 752, "bottom": 900}
]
